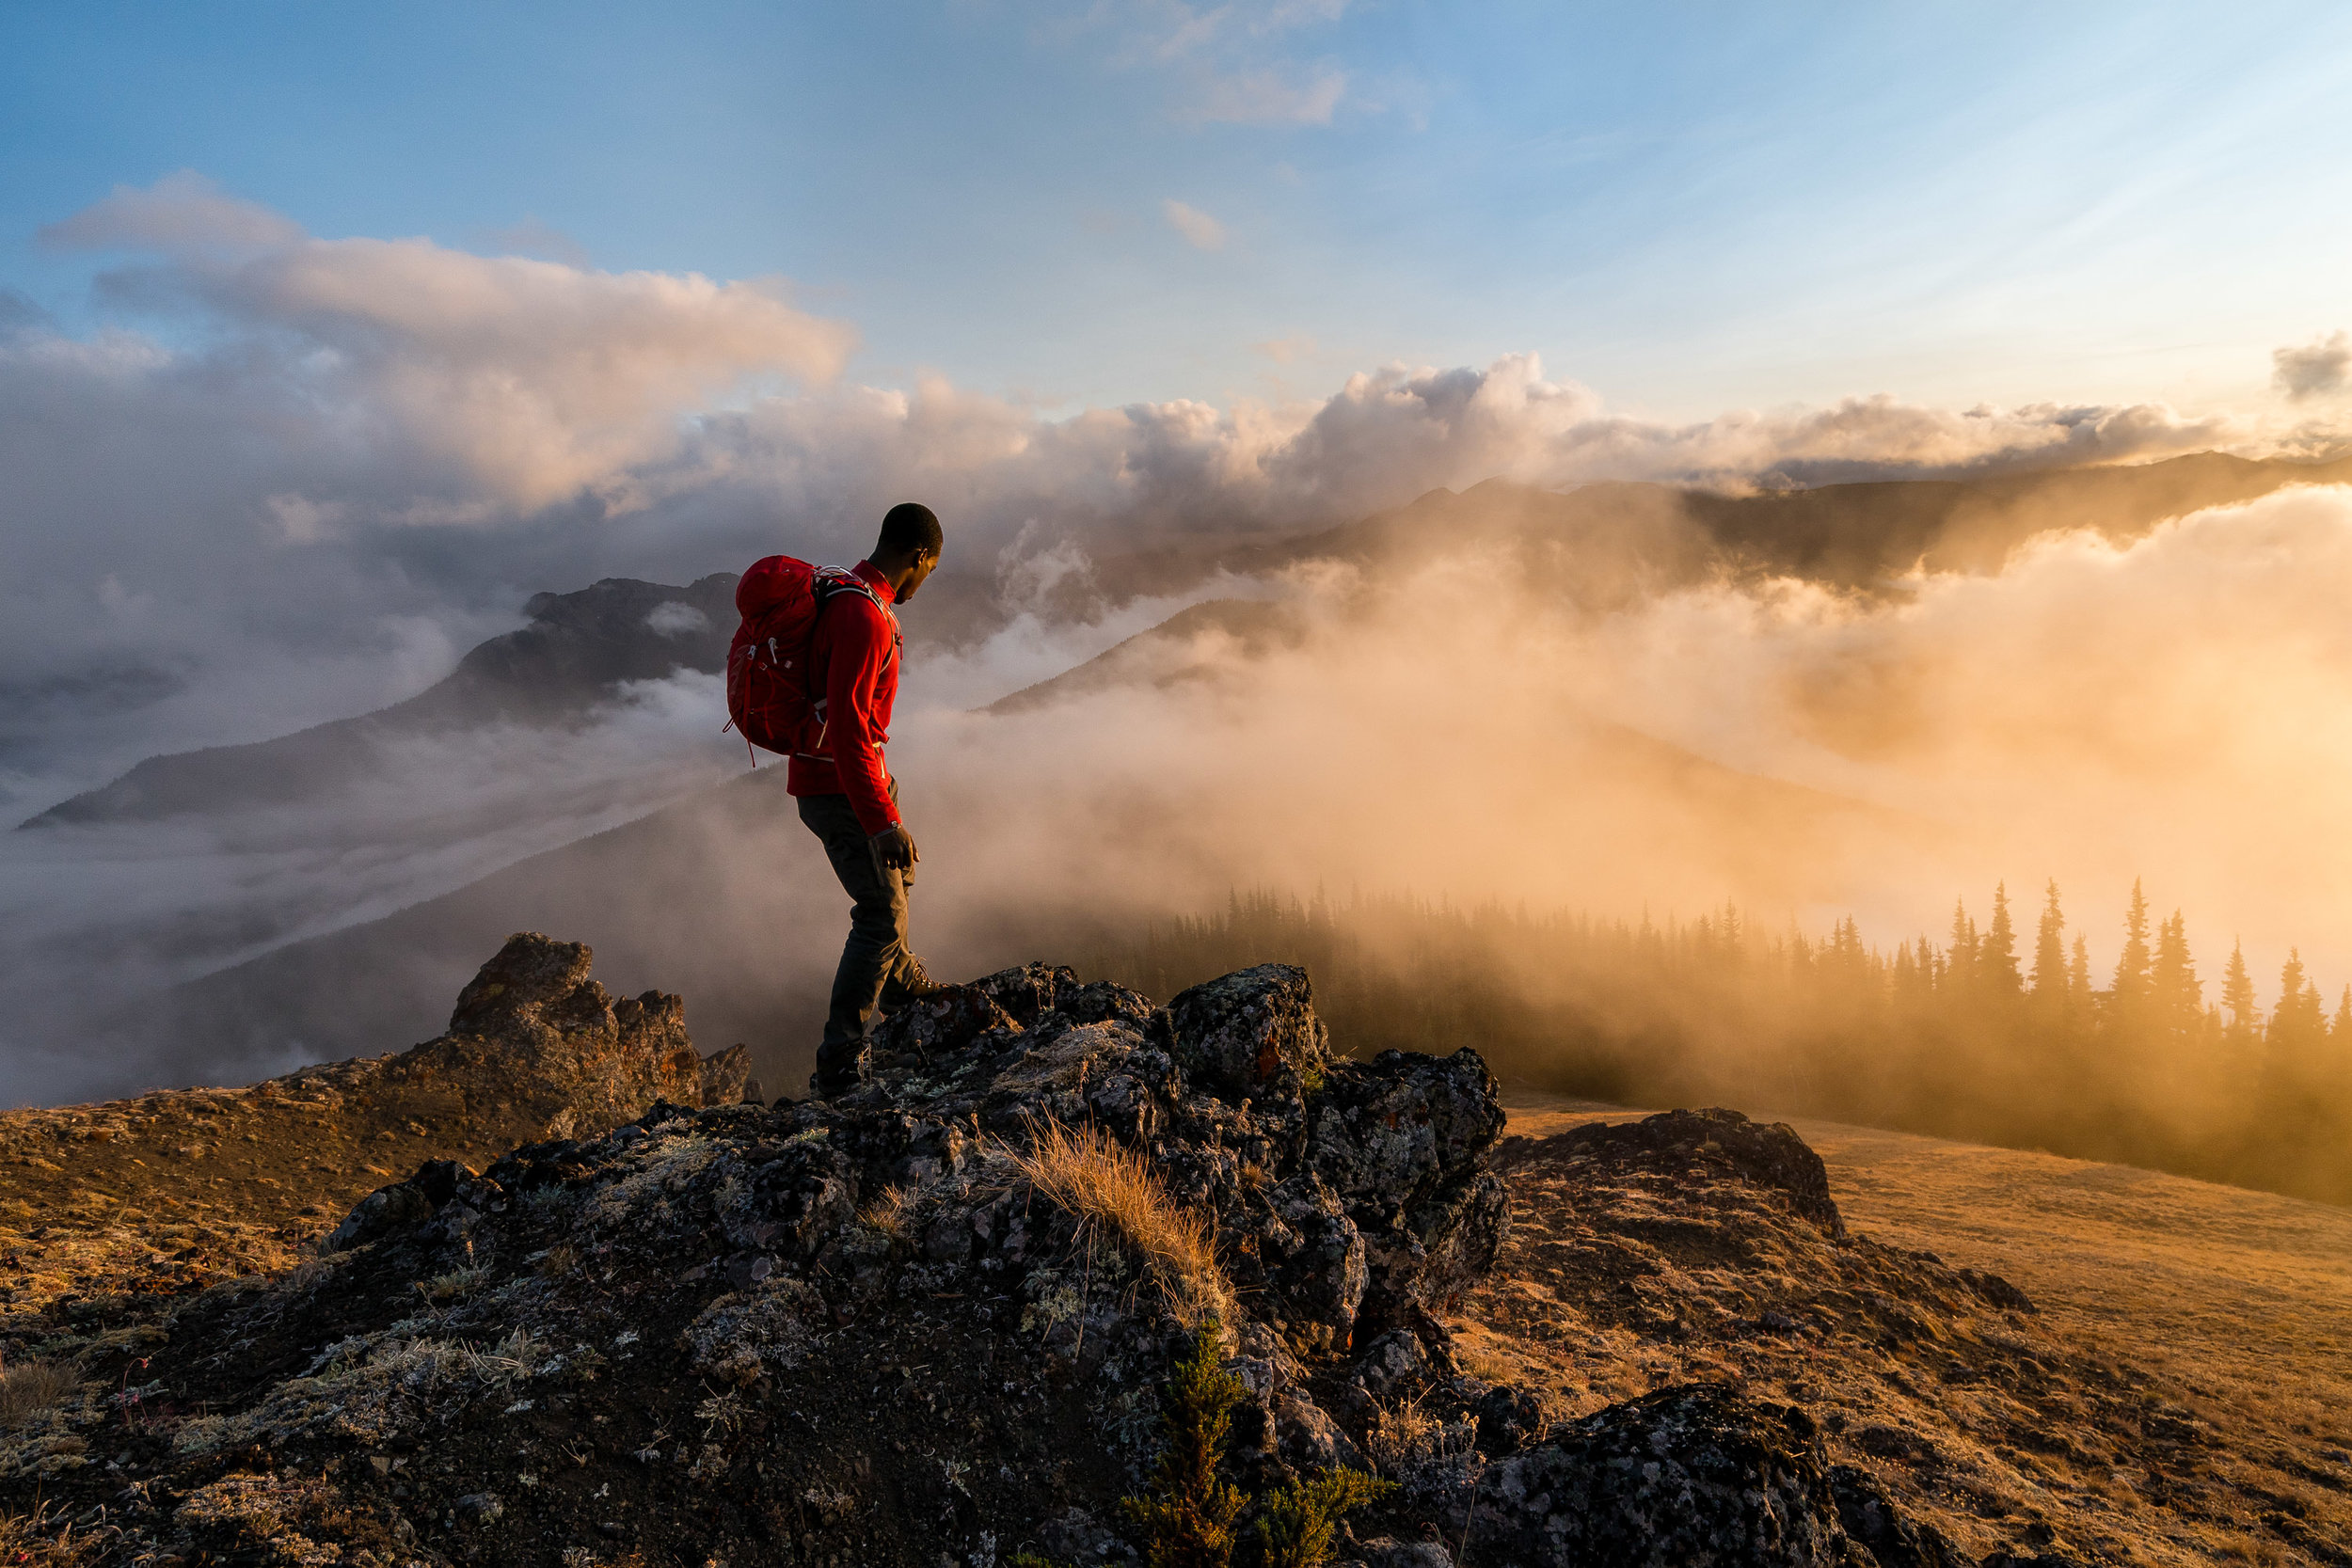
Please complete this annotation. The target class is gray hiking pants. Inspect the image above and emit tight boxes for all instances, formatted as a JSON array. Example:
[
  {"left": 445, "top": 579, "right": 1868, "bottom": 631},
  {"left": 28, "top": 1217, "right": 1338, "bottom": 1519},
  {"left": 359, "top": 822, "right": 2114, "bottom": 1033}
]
[{"left": 798, "top": 786, "right": 922, "bottom": 1086}]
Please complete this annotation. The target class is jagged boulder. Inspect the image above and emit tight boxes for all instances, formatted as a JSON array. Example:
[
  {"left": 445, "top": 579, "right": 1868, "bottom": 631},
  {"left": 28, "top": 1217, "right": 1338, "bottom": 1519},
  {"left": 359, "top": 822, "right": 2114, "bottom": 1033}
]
[
  {"left": 1459, "top": 1383, "right": 1876, "bottom": 1566},
  {"left": 1539, "top": 1105, "right": 1847, "bottom": 1236},
  {"left": 422, "top": 930, "right": 737, "bottom": 1132}
]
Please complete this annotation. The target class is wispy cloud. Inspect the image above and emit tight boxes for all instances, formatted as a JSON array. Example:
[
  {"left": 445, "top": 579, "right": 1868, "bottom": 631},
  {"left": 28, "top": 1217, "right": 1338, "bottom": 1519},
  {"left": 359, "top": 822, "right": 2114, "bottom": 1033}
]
[
  {"left": 1185, "top": 64, "right": 1346, "bottom": 126},
  {"left": 1050, "top": 0, "right": 1356, "bottom": 126},
  {"left": 1163, "top": 198, "right": 1228, "bottom": 250},
  {"left": 2274, "top": 331, "right": 2350, "bottom": 402},
  {"left": 39, "top": 170, "right": 304, "bottom": 254}
]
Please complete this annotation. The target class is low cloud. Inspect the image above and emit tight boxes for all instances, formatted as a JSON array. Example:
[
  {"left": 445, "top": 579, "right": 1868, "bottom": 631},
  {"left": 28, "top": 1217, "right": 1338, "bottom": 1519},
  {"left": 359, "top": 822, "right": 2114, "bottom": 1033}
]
[
  {"left": 0, "top": 182, "right": 2317, "bottom": 842},
  {"left": 2273, "top": 331, "right": 2350, "bottom": 402},
  {"left": 1163, "top": 198, "right": 1229, "bottom": 250}
]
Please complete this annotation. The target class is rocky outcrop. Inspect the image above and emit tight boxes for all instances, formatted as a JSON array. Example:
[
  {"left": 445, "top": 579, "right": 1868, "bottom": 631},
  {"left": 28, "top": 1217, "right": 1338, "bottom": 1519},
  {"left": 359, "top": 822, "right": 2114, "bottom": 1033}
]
[
  {"left": 0, "top": 948, "right": 1971, "bottom": 1568},
  {"left": 426, "top": 930, "right": 745, "bottom": 1133},
  {"left": 0, "top": 932, "right": 746, "bottom": 1320},
  {"left": 1461, "top": 1384, "right": 1867, "bottom": 1566},
  {"left": 1538, "top": 1105, "right": 1847, "bottom": 1237}
]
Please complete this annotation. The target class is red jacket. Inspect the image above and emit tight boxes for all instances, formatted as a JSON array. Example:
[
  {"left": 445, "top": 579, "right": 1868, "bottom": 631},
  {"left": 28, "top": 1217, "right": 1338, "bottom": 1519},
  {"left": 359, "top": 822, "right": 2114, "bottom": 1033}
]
[{"left": 785, "top": 560, "right": 903, "bottom": 833}]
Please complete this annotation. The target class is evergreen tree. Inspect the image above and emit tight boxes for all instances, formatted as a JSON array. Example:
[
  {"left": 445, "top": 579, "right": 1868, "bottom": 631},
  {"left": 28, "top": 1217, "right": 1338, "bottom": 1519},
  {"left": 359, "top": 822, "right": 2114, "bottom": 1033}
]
[
  {"left": 2153, "top": 911, "right": 2201, "bottom": 1034},
  {"left": 1982, "top": 883, "right": 2023, "bottom": 998},
  {"left": 2029, "top": 880, "right": 2067, "bottom": 1010},
  {"left": 2268, "top": 950, "right": 2329, "bottom": 1093},
  {"left": 2067, "top": 932, "right": 2094, "bottom": 1021},
  {"left": 2334, "top": 987, "right": 2352, "bottom": 1043},
  {"left": 2221, "top": 941, "right": 2259, "bottom": 1047},
  {"left": 2110, "top": 879, "right": 2154, "bottom": 1013},
  {"left": 1946, "top": 900, "right": 1979, "bottom": 996}
]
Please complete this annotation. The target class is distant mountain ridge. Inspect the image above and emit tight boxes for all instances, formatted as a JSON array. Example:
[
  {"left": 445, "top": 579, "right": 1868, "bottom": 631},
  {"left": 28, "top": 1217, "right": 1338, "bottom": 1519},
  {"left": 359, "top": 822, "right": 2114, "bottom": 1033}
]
[{"left": 23, "top": 572, "right": 739, "bottom": 828}]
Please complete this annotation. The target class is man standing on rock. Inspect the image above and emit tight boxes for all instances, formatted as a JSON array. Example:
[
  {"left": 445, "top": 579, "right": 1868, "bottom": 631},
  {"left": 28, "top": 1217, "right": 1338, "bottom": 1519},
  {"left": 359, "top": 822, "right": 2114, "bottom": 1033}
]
[{"left": 789, "top": 501, "right": 948, "bottom": 1096}]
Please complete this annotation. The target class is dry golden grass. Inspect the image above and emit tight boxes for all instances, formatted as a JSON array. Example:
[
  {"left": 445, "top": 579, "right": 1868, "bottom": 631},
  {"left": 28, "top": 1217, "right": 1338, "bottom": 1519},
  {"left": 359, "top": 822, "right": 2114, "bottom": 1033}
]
[
  {"left": 1008, "top": 1119, "right": 1232, "bottom": 1328},
  {"left": 0, "top": 1500, "right": 102, "bottom": 1565},
  {"left": 856, "top": 1184, "right": 911, "bottom": 1238},
  {"left": 1490, "top": 1095, "right": 2352, "bottom": 1566},
  {"left": 0, "top": 1360, "right": 83, "bottom": 1427}
]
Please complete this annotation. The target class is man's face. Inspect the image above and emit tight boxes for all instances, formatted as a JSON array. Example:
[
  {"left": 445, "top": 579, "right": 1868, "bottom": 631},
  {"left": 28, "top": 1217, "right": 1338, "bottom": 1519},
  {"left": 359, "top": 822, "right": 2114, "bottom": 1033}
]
[{"left": 897, "top": 546, "right": 940, "bottom": 602}]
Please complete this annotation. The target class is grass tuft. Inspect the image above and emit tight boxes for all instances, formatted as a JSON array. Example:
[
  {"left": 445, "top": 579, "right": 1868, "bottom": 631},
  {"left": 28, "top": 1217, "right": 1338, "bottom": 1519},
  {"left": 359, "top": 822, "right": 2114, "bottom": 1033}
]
[
  {"left": 0, "top": 1500, "right": 103, "bottom": 1564},
  {"left": 1009, "top": 1119, "right": 1232, "bottom": 1328},
  {"left": 0, "top": 1360, "right": 84, "bottom": 1427},
  {"left": 856, "top": 1185, "right": 911, "bottom": 1238}
]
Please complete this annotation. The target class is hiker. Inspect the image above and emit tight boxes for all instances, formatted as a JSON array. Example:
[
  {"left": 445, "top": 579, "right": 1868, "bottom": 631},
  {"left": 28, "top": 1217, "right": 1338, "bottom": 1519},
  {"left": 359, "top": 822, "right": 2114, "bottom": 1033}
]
[{"left": 787, "top": 501, "right": 948, "bottom": 1095}]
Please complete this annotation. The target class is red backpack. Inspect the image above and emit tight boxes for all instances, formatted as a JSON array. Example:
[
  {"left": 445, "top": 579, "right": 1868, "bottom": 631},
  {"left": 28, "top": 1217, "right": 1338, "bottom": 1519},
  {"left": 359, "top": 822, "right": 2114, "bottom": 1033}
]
[{"left": 723, "top": 556, "right": 886, "bottom": 763}]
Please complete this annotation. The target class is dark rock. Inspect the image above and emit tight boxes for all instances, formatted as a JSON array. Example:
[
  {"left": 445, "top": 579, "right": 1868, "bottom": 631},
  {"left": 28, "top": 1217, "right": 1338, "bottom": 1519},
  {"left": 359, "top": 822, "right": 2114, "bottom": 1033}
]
[
  {"left": 1168, "top": 963, "right": 1329, "bottom": 1103},
  {"left": 322, "top": 1181, "right": 435, "bottom": 1252},
  {"left": 1034, "top": 1504, "right": 1131, "bottom": 1564},
  {"left": 1962, "top": 1267, "right": 2036, "bottom": 1313},
  {"left": 1460, "top": 1383, "right": 1870, "bottom": 1566},
  {"left": 697, "top": 1044, "right": 753, "bottom": 1106},
  {"left": 869, "top": 985, "right": 1020, "bottom": 1061},
  {"left": 1260, "top": 1174, "right": 1369, "bottom": 1344},
  {"left": 971, "top": 961, "right": 1077, "bottom": 1026},
  {"left": 1829, "top": 1465, "right": 1971, "bottom": 1568},
  {"left": 1353, "top": 1328, "right": 1433, "bottom": 1402},
  {"left": 1541, "top": 1107, "right": 1846, "bottom": 1237},
  {"left": 1472, "top": 1381, "right": 1547, "bottom": 1455},
  {"left": 1310, "top": 1048, "right": 1510, "bottom": 1316},
  {"left": 1355, "top": 1543, "right": 1454, "bottom": 1568},
  {"left": 409, "top": 1160, "right": 471, "bottom": 1208}
]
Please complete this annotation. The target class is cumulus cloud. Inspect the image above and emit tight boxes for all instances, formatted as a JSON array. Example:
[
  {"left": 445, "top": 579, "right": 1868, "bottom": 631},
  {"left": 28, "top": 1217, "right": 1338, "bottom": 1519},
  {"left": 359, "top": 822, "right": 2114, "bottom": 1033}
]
[
  {"left": 44, "top": 175, "right": 856, "bottom": 511},
  {"left": 2273, "top": 331, "right": 2350, "bottom": 402},
  {"left": 1163, "top": 198, "right": 1228, "bottom": 250},
  {"left": 476, "top": 215, "right": 595, "bottom": 268}
]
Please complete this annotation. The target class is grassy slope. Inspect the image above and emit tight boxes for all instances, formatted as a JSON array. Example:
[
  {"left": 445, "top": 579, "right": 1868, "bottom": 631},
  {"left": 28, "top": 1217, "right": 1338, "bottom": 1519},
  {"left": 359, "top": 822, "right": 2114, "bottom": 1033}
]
[{"left": 1478, "top": 1096, "right": 2352, "bottom": 1565}]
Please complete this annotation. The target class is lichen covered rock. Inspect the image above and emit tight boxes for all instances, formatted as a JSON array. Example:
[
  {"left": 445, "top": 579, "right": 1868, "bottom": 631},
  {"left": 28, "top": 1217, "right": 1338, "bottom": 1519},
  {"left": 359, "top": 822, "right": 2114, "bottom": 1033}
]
[
  {"left": 0, "top": 944, "right": 1964, "bottom": 1568},
  {"left": 1459, "top": 1384, "right": 1873, "bottom": 1566}
]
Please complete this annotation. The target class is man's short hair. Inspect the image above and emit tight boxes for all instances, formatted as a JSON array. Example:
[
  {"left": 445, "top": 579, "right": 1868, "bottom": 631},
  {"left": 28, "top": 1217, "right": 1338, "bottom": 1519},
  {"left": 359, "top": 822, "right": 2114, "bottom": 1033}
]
[{"left": 878, "top": 501, "right": 943, "bottom": 559}]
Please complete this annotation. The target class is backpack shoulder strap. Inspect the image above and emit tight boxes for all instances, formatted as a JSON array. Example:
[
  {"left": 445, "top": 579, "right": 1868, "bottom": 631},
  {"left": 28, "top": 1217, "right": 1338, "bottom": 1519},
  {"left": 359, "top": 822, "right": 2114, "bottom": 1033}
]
[{"left": 812, "top": 566, "right": 896, "bottom": 624}]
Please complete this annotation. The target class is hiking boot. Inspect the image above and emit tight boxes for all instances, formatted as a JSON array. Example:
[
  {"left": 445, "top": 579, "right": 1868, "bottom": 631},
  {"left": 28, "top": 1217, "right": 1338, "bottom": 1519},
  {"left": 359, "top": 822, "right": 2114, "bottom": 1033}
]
[
  {"left": 810, "top": 1040, "right": 868, "bottom": 1099},
  {"left": 879, "top": 958, "right": 949, "bottom": 1013}
]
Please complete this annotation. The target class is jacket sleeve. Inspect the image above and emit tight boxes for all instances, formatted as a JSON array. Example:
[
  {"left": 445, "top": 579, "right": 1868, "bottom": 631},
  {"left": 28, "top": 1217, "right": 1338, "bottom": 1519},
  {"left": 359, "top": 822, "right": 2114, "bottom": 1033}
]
[{"left": 823, "top": 600, "right": 900, "bottom": 835}]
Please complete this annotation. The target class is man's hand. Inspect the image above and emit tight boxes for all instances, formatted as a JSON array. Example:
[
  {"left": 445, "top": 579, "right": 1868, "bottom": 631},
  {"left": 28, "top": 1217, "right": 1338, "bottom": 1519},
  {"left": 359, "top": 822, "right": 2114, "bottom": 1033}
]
[{"left": 869, "top": 823, "right": 919, "bottom": 876}]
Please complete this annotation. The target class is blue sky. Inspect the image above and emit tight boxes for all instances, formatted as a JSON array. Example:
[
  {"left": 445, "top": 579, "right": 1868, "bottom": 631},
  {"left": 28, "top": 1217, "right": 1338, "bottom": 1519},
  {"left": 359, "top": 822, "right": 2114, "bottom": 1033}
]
[{"left": 8, "top": 0, "right": 2352, "bottom": 420}]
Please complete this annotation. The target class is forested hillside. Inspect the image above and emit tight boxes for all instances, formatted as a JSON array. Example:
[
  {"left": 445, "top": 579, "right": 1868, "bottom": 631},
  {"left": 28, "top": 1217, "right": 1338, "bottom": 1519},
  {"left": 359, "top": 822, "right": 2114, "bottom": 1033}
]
[{"left": 1087, "top": 885, "right": 2352, "bottom": 1204}]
